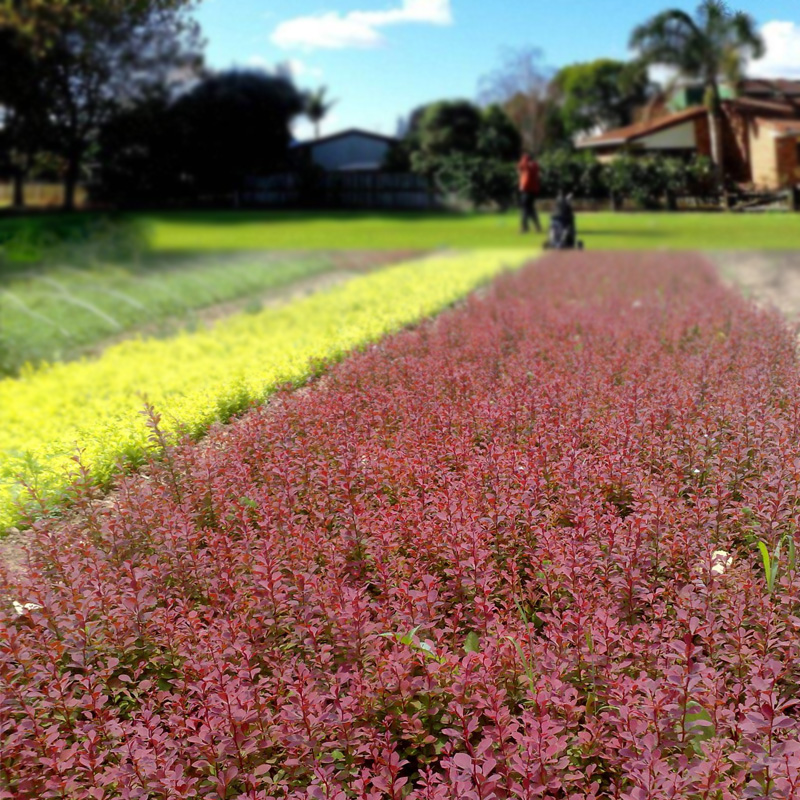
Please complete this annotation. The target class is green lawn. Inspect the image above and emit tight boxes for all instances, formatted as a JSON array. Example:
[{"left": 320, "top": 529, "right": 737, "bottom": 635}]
[
  {"left": 2, "top": 211, "right": 799, "bottom": 267},
  {"left": 140, "top": 210, "right": 800, "bottom": 252}
]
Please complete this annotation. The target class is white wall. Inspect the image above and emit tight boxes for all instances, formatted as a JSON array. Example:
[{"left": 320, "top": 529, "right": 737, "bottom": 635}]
[
  {"left": 310, "top": 134, "right": 393, "bottom": 172},
  {"left": 636, "top": 121, "right": 697, "bottom": 150}
]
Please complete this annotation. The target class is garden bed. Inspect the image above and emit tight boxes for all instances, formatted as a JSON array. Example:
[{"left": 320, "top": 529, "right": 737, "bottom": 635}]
[{"left": 4, "top": 252, "right": 800, "bottom": 798}]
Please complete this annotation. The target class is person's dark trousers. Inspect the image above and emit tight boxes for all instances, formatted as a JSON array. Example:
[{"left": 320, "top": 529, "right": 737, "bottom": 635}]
[{"left": 520, "top": 191, "right": 542, "bottom": 233}]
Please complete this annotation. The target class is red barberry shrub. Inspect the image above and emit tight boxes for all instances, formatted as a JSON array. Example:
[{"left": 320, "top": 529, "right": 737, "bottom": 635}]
[{"left": 4, "top": 252, "right": 800, "bottom": 799}]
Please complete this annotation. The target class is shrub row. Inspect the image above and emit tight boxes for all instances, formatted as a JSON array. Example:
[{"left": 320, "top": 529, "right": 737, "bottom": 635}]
[
  {"left": 433, "top": 152, "right": 718, "bottom": 210},
  {"left": 4, "top": 253, "right": 800, "bottom": 797},
  {"left": 0, "top": 250, "right": 527, "bottom": 530}
]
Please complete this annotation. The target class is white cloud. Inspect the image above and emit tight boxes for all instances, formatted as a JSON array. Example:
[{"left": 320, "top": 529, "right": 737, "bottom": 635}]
[
  {"left": 272, "top": 0, "right": 453, "bottom": 51},
  {"left": 751, "top": 21, "right": 800, "bottom": 78}
]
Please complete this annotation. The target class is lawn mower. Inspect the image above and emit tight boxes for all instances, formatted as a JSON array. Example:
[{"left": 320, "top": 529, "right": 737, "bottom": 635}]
[{"left": 543, "top": 193, "right": 584, "bottom": 250}]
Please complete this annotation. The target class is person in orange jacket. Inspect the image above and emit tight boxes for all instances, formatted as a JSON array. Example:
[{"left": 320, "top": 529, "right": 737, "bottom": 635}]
[{"left": 518, "top": 153, "right": 542, "bottom": 234}]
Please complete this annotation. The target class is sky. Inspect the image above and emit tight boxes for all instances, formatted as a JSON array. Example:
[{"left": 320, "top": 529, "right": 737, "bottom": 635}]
[{"left": 194, "top": 0, "right": 800, "bottom": 140}]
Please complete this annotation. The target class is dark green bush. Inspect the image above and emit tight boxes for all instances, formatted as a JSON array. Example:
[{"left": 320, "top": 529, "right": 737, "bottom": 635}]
[
  {"left": 433, "top": 154, "right": 517, "bottom": 210},
  {"left": 417, "top": 148, "right": 719, "bottom": 210}
]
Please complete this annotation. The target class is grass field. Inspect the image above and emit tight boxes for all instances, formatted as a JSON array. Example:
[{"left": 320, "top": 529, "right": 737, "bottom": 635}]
[
  {"left": 142, "top": 210, "right": 800, "bottom": 251},
  {"left": 3, "top": 210, "right": 800, "bottom": 262}
]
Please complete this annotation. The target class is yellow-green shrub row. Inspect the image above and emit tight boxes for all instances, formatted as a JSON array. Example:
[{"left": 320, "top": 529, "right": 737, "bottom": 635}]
[{"left": 0, "top": 251, "right": 530, "bottom": 530}]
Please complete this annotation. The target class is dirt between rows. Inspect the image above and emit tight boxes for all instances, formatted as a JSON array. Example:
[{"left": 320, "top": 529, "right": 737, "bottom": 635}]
[{"left": 712, "top": 251, "right": 800, "bottom": 322}]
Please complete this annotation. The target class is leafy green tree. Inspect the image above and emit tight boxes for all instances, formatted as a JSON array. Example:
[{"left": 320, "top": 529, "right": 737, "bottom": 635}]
[
  {"left": 389, "top": 101, "right": 520, "bottom": 184},
  {"left": 0, "top": 0, "right": 201, "bottom": 209},
  {"left": 0, "top": 29, "right": 55, "bottom": 207},
  {"left": 170, "top": 70, "right": 306, "bottom": 195},
  {"left": 630, "top": 0, "right": 764, "bottom": 182},
  {"left": 0, "top": 0, "right": 195, "bottom": 48},
  {"left": 49, "top": 6, "right": 202, "bottom": 209},
  {"left": 413, "top": 101, "right": 483, "bottom": 165},
  {"left": 552, "top": 59, "right": 654, "bottom": 137},
  {"left": 93, "top": 93, "right": 180, "bottom": 206},
  {"left": 478, "top": 105, "right": 522, "bottom": 160}
]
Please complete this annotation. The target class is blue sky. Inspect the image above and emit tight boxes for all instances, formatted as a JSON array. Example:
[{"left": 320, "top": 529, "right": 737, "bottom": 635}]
[{"left": 195, "top": 0, "right": 800, "bottom": 139}]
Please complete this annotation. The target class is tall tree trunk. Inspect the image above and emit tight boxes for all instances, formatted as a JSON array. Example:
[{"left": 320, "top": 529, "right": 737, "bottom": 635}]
[
  {"left": 63, "top": 155, "right": 80, "bottom": 211},
  {"left": 705, "top": 83, "right": 728, "bottom": 207},
  {"left": 12, "top": 169, "right": 25, "bottom": 210}
]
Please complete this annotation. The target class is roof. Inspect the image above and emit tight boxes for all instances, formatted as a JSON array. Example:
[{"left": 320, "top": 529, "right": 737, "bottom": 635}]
[
  {"left": 729, "top": 96, "right": 800, "bottom": 116},
  {"left": 740, "top": 79, "right": 800, "bottom": 98},
  {"left": 292, "top": 128, "right": 398, "bottom": 149},
  {"left": 576, "top": 107, "right": 705, "bottom": 149}
]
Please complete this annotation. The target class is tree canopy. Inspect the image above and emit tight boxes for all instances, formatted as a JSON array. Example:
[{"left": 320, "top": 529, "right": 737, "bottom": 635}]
[
  {"left": 0, "top": 0, "right": 202, "bottom": 208},
  {"left": 630, "top": 0, "right": 764, "bottom": 174},
  {"left": 552, "top": 59, "right": 654, "bottom": 136},
  {"left": 630, "top": 0, "right": 764, "bottom": 93},
  {"left": 479, "top": 47, "right": 556, "bottom": 154},
  {"left": 0, "top": 0, "right": 196, "bottom": 48},
  {"left": 170, "top": 70, "right": 306, "bottom": 194}
]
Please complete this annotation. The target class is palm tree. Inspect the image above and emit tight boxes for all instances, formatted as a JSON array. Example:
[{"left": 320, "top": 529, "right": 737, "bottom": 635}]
[
  {"left": 305, "top": 87, "right": 336, "bottom": 140},
  {"left": 630, "top": 0, "right": 764, "bottom": 186}
]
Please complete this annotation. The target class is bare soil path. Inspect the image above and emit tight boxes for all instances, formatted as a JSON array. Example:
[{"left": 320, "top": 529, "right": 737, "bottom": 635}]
[{"left": 711, "top": 251, "right": 800, "bottom": 322}]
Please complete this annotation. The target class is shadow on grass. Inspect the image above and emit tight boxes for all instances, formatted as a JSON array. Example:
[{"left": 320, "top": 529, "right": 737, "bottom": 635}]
[{"left": 0, "top": 213, "right": 149, "bottom": 276}]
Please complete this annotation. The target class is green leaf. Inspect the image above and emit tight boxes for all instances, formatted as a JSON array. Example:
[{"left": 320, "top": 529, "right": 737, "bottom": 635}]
[
  {"left": 464, "top": 632, "right": 481, "bottom": 653},
  {"left": 758, "top": 541, "right": 772, "bottom": 591}
]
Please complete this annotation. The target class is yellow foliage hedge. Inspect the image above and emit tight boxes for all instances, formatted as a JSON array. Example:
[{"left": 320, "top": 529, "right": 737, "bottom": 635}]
[{"left": 0, "top": 251, "right": 530, "bottom": 530}]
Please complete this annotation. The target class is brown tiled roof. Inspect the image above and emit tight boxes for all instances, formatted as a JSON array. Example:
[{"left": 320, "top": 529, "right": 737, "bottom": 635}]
[
  {"left": 740, "top": 79, "right": 800, "bottom": 98},
  {"left": 576, "top": 107, "right": 706, "bottom": 149},
  {"left": 729, "top": 96, "right": 800, "bottom": 116}
]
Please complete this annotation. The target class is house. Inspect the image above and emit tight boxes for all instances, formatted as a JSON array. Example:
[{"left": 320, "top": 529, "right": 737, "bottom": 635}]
[
  {"left": 291, "top": 129, "right": 398, "bottom": 173},
  {"left": 246, "top": 128, "right": 435, "bottom": 209},
  {"left": 576, "top": 80, "right": 800, "bottom": 191}
]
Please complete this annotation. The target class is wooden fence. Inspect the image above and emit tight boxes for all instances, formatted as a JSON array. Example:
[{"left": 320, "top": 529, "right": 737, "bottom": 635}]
[{"left": 0, "top": 182, "right": 90, "bottom": 210}]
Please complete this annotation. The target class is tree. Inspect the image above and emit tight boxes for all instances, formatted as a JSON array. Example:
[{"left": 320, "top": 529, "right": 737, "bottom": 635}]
[
  {"left": 630, "top": 0, "right": 764, "bottom": 184},
  {"left": 407, "top": 100, "right": 484, "bottom": 175},
  {"left": 51, "top": 6, "right": 201, "bottom": 209},
  {"left": 0, "top": 0, "right": 201, "bottom": 209},
  {"left": 0, "top": 0, "right": 195, "bottom": 48},
  {"left": 170, "top": 70, "right": 306, "bottom": 195},
  {"left": 552, "top": 59, "right": 655, "bottom": 137},
  {"left": 305, "top": 87, "right": 336, "bottom": 140},
  {"left": 478, "top": 105, "right": 522, "bottom": 161},
  {"left": 479, "top": 47, "right": 557, "bottom": 154},
  {"left": 93, "top": 92, "right": 181, "bottom": 206},
  {"left": 0, "top": 29, "right": 55, "bottom": 207}
]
